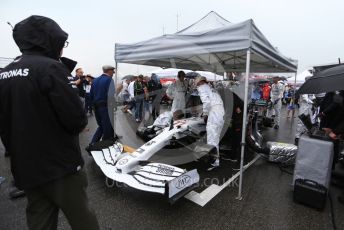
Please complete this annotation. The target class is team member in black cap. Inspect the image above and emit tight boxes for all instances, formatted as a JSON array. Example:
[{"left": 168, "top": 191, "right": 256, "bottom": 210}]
[{"left": 0, "top": 15, "right": 99, "bottom": 230}]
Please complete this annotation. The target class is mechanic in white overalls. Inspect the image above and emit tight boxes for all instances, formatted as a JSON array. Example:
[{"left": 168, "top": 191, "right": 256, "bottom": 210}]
[
  {"left": 152, "top": 110, "right": 184, "bottom": 127},
  {"left": 166, "top": 71, "right": 187, "bottom": 113},
  {"left": 195, "top": 76, "right": 225, "bottom": 171},
  {"left": 295, "top": 94, "right": 313, "bottom": 144},
  {"left": 269, "top": 77, "right": 285, "bottom": 129}
]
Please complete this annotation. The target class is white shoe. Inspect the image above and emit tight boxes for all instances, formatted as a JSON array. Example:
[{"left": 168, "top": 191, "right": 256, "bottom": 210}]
[{"left": 207, "top": 159, "right": 220, "bottom": 171}]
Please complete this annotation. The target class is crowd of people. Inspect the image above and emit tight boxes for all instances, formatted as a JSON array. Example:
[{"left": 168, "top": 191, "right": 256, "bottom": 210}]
[
  {"left": 251, "top": 77, "right": 297, "bottom": 129},
  {"left": 119, "top": 74, "right": 163, "bottom": 123},
  {"left": 118, "top": 71, "right": 203, "bottom": 123}
]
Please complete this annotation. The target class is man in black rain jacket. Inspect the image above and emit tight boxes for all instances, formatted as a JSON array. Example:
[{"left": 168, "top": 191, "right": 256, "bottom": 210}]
[{"left": 0, "top": 15, "right": 99, "bottom": 230}]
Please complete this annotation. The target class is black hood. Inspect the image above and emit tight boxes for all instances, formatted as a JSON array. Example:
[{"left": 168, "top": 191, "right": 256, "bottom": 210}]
[
  {"left": 60, "top": 57, "right": 77, "bottom": 73},
  {"left": 13, "top": 15, "right": 68, "bottom": 60}
]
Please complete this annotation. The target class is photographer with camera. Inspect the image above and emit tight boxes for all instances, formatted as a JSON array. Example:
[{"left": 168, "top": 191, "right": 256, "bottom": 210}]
[
  {"left": 85, "top": 74, "right": 94, "bottom": 116},
  {"left": 73, "top": 67, "right": 89, "bottom": 108}
]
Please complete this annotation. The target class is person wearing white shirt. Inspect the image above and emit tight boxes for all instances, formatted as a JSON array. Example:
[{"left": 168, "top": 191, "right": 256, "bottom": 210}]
[
  {"left": 195, "top": 76, "right": 225, "bottom": 171},
  {"left": 128, "top": 79, "right": 135, "bottom": 100},
  {"left": 269, "top": 77, "right": 285, "bottom": 129},
  {"left": 166, "top": 71, "right": 187, "bottom": 113},
  {"left": 126, "top": 78, "right": 136, "bottom": 114}
]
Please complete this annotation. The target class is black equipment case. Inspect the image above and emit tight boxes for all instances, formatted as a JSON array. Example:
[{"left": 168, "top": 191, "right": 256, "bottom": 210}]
[{"left": 293, "top": 178, "right": 327, "bottom": 210}]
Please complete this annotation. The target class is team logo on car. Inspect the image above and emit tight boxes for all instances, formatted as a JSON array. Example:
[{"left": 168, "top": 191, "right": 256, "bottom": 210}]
[{"left": 175, "top": 175, "right": 191, "bottom": 189}]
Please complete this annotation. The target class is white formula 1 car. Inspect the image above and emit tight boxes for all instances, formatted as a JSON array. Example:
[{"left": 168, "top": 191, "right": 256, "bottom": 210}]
[{"left": 90, "top": 116, "right": 217, "bottom": 203}]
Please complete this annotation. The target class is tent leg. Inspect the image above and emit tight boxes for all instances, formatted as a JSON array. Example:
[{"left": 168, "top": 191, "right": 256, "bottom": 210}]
[
  {"left": 113, "top": 62, "right": 118, "bottom": 133},
  {"left": 236, "top": 50, "right": 251, "bottom": 200}
]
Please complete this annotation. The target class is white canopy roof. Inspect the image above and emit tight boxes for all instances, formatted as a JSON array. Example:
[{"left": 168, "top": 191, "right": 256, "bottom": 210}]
[
  {"left": 177, "top": 11, "right": 231, "bottom": 35},
  {"left": 287, "top": 69, "right": 313, "bottom": 84},
  {"left": 115, "top": 12, "right": 297, "bottom": 74}
]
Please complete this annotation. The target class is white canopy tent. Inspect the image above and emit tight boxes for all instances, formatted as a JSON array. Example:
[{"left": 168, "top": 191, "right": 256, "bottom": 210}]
[
  {"left": 114, "top": 11, "right": 297, "bottom": 201},
  {"left": 177, "top": 11, "right": 231, "bottom": 35},
  {"left": 287, "top": 69, "right": 313, "bottom": 85},
  {"left": 115, "top": 10, "right": 297, "bottom": 74}
]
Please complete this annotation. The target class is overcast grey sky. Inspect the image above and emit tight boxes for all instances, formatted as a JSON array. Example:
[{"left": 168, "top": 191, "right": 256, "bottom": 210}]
[{"left": 1, "top": 0, "right": 343, "bottom": 77}]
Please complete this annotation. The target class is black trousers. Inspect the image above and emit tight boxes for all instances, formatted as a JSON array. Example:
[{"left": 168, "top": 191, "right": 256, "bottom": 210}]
[
  {"left": 25, "top": 170, "right": 99, "bottom": 230},
  {"left": 231, "top": 129, "right": 242, "bottom": 159},
  {"left": 85, "top": 93, "right": 93, "bottom": 113}
]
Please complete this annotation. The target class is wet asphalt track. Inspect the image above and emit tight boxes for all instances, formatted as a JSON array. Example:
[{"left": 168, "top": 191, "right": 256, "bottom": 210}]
[{"left": 1, "top": 106, "right": 344, "bottom": 230}]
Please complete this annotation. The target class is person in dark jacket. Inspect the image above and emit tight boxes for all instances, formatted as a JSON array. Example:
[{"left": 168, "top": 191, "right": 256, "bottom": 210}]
[
  {"left": 322, "top": 108, "right": 344, "bottom": 205},
  {"left": 134, "top": 75, "right": 145, "bottom": 122},
  {"left": 88, "top": 65, "right": 115, "bottom": 145},
  {"left": 147, "top": 73, "right": 163, "bottom": 120},
  {"left": 85, "top": 74, "right": 94, "bottom": 115},
  {"left": 220, "top": 93, "right": 243, "bottom": 162},
  {"left": 320, "top": 91, "right": 344, "bottom": 129},
  {"left": 0, "top": 15, "right": 99, "bottom": 230},
  {"left": 230, "top": 93, "right": 244, "bottom": 161}
]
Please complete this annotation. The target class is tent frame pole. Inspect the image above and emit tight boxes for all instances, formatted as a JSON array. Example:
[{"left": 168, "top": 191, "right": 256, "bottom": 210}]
[
  {"left": 114, "top": 61, "right": 118, "bottom": 133},
  {"left": 237, "top": 50, "right": 251, "bottom": 200}
]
